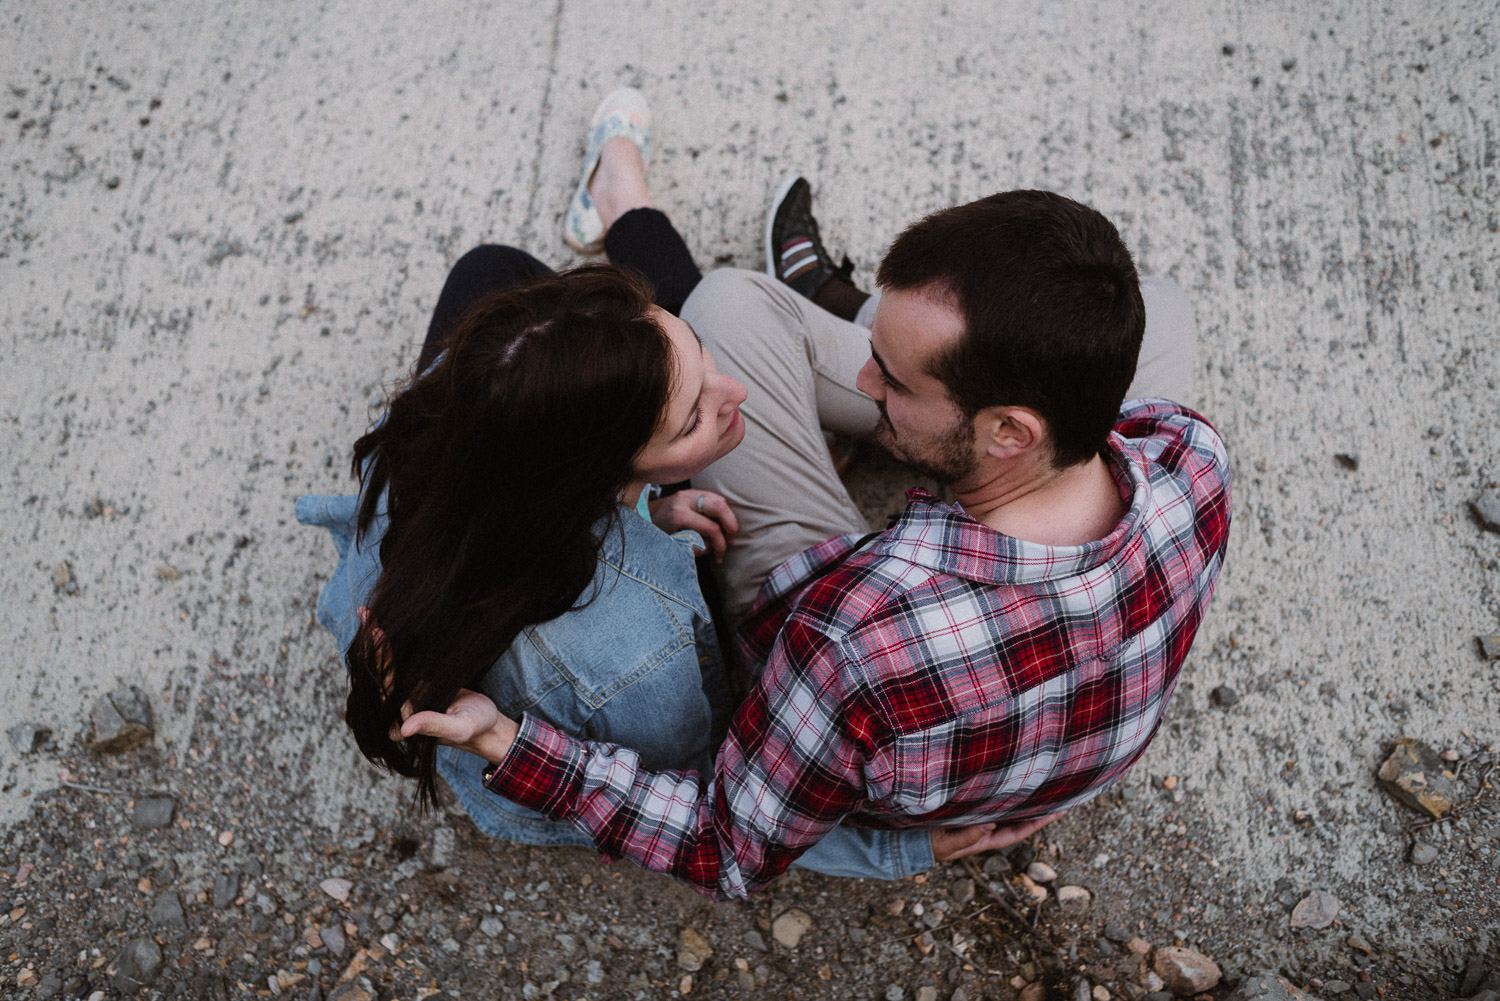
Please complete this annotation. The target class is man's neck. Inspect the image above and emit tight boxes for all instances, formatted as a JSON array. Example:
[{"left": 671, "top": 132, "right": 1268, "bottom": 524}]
[{"left": 953, "top": 453, "right": 1127, "bottom": 546}]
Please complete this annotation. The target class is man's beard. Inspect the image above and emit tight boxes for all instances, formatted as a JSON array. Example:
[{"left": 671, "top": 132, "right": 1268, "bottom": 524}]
[{"left": 872, "top": 402, "right": 979, "bottom": 485}]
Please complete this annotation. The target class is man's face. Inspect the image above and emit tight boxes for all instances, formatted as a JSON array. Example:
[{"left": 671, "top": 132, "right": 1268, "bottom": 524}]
[{"left": 854, "top": 287, "right": 980, "bottom": 485}]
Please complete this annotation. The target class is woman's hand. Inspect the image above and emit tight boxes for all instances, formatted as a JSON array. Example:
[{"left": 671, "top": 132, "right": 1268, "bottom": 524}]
[
  {"left": 930, "top": 811, "right": 1066, "bottom": 862},
  {"left": 648, "top": 489, "right": 739, "bottom": 563},
  {"left": 395, "top": 689, "right": 520, "bottom": 766}
]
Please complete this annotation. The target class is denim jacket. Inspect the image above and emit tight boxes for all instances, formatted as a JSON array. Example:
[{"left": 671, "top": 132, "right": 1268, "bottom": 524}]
[{"left": 296, "top": 490, "right": 933, "bottom": 878}]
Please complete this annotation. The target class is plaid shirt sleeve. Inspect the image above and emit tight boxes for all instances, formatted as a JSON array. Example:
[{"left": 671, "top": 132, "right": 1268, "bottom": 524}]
[{"left": 488, "top": 604, "right": 882, "bottom": 899}]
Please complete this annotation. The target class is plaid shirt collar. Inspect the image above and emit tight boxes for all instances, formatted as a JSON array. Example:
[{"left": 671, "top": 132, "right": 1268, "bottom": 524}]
[{"left": 877, "top": 431, "right": 1151, "bottom": 587}]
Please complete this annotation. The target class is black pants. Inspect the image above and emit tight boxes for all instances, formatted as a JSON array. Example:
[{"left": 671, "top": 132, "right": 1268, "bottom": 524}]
[{"left": 416, "top": 208, "right": 702, "bottom": 371}]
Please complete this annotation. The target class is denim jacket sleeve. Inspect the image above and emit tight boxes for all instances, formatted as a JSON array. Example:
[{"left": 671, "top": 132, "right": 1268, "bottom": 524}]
[{"left": 792, "top": 824, "right": 934, "bottom": 880}]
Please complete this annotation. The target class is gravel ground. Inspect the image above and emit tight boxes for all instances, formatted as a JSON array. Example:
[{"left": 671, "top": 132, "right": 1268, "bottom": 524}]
[{"left": 3, "top": 0, "right": 1499, "bottom": 999}]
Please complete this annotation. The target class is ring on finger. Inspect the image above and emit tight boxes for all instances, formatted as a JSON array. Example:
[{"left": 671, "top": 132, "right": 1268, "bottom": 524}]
[{"left": 696, "top": 494, "right": 704, "bottom": 513}]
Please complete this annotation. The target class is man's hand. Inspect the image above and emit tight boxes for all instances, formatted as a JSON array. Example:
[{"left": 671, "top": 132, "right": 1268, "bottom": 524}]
[
  {"left": 397, "top": 689, "right": 520, "bottom": 766},
  {"left": 648, "top": 489, "right": 739, "bottom": 563},
  {"left": 930, "top": 812, "right": 1066, "bottom": 862}
]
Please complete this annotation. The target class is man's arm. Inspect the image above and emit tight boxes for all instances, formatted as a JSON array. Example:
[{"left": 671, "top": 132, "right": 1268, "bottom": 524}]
[{"left": 484, "top": 612, "right": 873, "bottom": 898}]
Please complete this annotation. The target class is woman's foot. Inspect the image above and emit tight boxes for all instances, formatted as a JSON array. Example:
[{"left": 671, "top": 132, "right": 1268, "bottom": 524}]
[
  {"left": 564, "top": 87, "right": 653, "bottom": 253},
  {"left": 590, "top": 137, "right": 654, "bottom": 230}
]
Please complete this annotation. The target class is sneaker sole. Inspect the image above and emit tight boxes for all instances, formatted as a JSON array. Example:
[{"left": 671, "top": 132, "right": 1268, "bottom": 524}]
[{"left": 764, "top": 172, "right": 804, "bottom": 278}]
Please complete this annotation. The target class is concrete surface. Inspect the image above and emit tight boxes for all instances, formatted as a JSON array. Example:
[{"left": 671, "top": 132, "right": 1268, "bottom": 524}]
[{"left": 2, "top": 0, "right": 1497, "bottom": 982}]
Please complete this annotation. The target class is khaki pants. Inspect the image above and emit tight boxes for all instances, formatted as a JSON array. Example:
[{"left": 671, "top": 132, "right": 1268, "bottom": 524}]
[{"left": 682, "top": 269, "right": 1199, "bottom": 624}]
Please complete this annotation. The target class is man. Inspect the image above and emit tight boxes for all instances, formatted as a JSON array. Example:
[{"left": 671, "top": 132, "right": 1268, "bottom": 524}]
[{"left": 402, "top": 183, "right": 1231, "bottom": 899}]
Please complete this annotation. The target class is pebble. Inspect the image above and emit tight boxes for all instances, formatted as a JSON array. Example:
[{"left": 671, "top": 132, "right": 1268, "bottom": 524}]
[
  {"left": 1354, "top": 982, "right": 1377, "bottom": 1000},
  {"left": 115, "top": 937, "right": 163, "bottom": 985},
  {"left": 217, "top": 830, "right": 235, "bottom": 847},
  {"left": 88, "top": 686, "right": 154, "bottom": 753},
  {"left": 150, "top": 891, "right": 186, "bottom": 931},
  {"left": 1020, "top": 984, "right": 1047, "bottom": 1001},
  {"left": 1093, "top": 987, "right": 1111, "bottom": 1001},
  {"left": 1016, "top": 873, "right": 1049, "bottom": 902},
  {"left": 52, "top": 560, "right": 77, "bottom": 595},
  {"left": 1057, "top": 885, "right": 1092, "bottom": 905},
  {"left": 213, "top": 872, "right": 239, "bottom": 909},
  {"left": 1128, "top": 937, "right": 1152, "bottom": 955},
  {"left": 1026, "top": 861, "right": 1057, "bottom": 883},
  {"left": 319, "top": 924, "right": 346, "bottom": 958},
  {"left": 1139, "top": 971, "right": 1164, "bottom": 993},
  {"left": 771, "top": 908, "right": 813, "bottom": 948},
  {"left": 479, "top": 916, "right": 504, "bottom": 938},
  {"left": 7, "top": 724, "right": 49, "bottom": 754},
  {"left": 1440, "top": 748, "right": 1460, "bottom": 762},
  {"left": 1211, "top": 685, "right": 1240, "bottom": 707},
  {"left": 743, "top": 929, "right": 767, "bottom": 952},
  {"left": 1334, "top": 452, "right": 1359, "bottom": 471},
  {"left": 1324, "top": 981, "right": 1351, "bottom": 994},
  {"left": 131, "top": 796, "right": 176, "bottom": 830},
  {"left": 1103, "top": 923, "right": 1131, "bottom": 943},
  {"left": 1377, "top": 738, "right": 1458, "bottom": 818},
  {"left": 950, "top": 878, "right": 975, "bottom": 905},
  {"left": 1480, "top": 634, "right": 1500, "bottom": 659},
  {"left": 916, "top": 987, "right": 938, "bottom": 1001},
  {"left": 677, "top": 927, "right": 714, "bottom": 971},
  {"left": 885, "top": 986, "right": 903, "bottom": 1001},
  {"left": 1289, "top": 890, "right": 1340, "bottom": 929},
  {"left": 1153, "top": 946, "right": 1222, "bottom": 995},
  {"left": 1410, "top": 841, "right": 1438, "bottom": 865},
  {"left": 1162, "top": 775, "right": 1178, "bottom": 790},
  {"left": 1224, "top": 973, "right": 1314, "bottom": 1000},
  {"left": 319, "top": 877, "right": 353, "bottom": 902},
  {"left": 1471, "top": 489, "right": 1500, "bottom": 533}
]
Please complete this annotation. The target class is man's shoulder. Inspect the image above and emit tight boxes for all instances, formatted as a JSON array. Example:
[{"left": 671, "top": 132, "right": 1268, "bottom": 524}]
[{"left": 1116, "top": 399, "right": 1230, "bottom": 481}]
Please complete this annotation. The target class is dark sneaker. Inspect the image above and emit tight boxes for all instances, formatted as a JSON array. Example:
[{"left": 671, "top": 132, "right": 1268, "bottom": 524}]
[{"left": 765, "top": 173, "right": 854, "bottom": 301}]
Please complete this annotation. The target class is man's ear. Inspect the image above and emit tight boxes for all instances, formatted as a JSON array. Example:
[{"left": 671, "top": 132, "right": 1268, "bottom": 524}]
[{"left": 980, "top": 406, "right": 1047, "bottom": 460}]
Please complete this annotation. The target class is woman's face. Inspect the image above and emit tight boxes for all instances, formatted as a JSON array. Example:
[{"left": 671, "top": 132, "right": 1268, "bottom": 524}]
[{"left": 632, "top": 306, "right": 748, "bottom": 484}]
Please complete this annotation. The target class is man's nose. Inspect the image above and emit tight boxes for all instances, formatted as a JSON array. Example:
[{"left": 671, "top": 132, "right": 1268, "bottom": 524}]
[{"left": 855, "top": 357, "right": 884, "bottom": 400}]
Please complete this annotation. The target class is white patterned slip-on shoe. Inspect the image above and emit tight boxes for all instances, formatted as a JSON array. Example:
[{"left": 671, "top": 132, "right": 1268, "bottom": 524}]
[{"left": 563, "top": 87, "right": 653, "bottom": 253}]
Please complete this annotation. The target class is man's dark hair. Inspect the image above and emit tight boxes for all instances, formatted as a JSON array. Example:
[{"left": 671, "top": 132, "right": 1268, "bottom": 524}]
[{"left": 877, "top": 190, "right": 1146, "bottom": 469}]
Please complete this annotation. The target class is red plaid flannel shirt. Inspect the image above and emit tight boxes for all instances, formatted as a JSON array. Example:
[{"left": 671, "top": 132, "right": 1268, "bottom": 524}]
[{"left": 488, "top": 400, "right": 1231, "bottom": 898}]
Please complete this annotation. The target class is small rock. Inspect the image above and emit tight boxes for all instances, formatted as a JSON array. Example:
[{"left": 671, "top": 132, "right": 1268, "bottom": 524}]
[
  {"left": 1334, "top": 453, "right": 1359, "bottom": 471},
  {"left": 1440, "top": 748, "right": 1460, "bottom": 763},
  {"left": 1162, "top": 775, "right": 1178, "bottom": 790},
  {"left": 771, "top": 908, "right": 813, "bottom": 948},
  {"left": 326, "top": 983, "right": 374, "bottom": 1001},
  {"left": 1222, "top": 972, "right": 1313, "bottom": 1000},
  {"left": 1377, "top": 738, "right": 1459, "bottom": 818},
  {"left": 7, "top": 724, "right": 50, "bottom": 754},
  {"left": 1073, "top": 980, "right": 1092, "bottom": 1001},
  {"left": 319, "top": 877, "right": 352, "bottom": 902},
  {"left": 950, "top": 878, "right": 975, "bottom": 905},
  {"left": 1017, "top": 873, "right": 1049, "bottom": 902},
  {"left": 1140, "top": 971, "right": 1164, "bottom": 993},
  {"left": 917, "top": 986, "right": 938, "bottom": 1001},
  {"left": 1093, "top": 987, "right": 1111, "bottom": 1001},
  {"left": 88, "top": 686, "right": 154, "bottom": 753},
  {"left": 1153, "top": 946, "right": 1222, "bottom": 995},
  {"left": 132, "top": 796, "right": 176, "bottom": 829},
  {"left": 1459, "top": 963, "right": 1488, "bottom": 996},
  {"left": 1479, "top": 634, "right": 1500, "bottom": 659},
  {"left": 1324, "top": 981, "right": 1351, "bottom": 994},
  {"left": 1057, "top": 885, "right": 1092, "bottom": 905},
  {"left": 676, "top": 927, "right": 714, "bottom": 971},
  {"left": 479, "top": 916, "right": 504, "bottom": 938},
  {"left": 743, "top": 929, "right": 767, "bottom": 952},
  {"left": 1020, "top": 984, "right": 1048, "bottom": 1001},
  {"left": 1289, "top": 890, "right": 1340, "bottom": 929},
  {"left": 1346, "top": 931, "right": 1374, "bottom": 954},
  {"left": 1471, "top": 489, "right": 1500, "bottom": 533},
  {"left": 1410, "top": 841, "right": 1438, "bottom": 865},
  {"left": 1104, "top": 923, "right": 1131, "bottom": 943},
  {"left": 884, "top": 986, "right": 903, "bottom": 1001},
  {"left": 52, "top": 560, "right": 78, "bottom": 595},
  {"left": 1128, "top": 937, "right": 1152, "bottom": 955},
  {"left": 150, "top": 892, "right": 186, "bottom": 931},
  {"left": 319, "top": 924, "right": 346, "bottom": 958},
  {"left": 213, "top": 872, "right": 239, "bottom": 909},
  {"left": 217, "top": 829, "right": 235, "bottom": 847},
  {"left": 1211, "top": 685, "right": 1240, "bottom": 707},
  {"left": 1026, "top": 861, "right": 1057, "bottom": 883},
  {"left": 1353, "top": 982, "right": 1377, "bottom": 1000},
  {"left": 115, "top": 937, "right": 163, "bottom": 985},
  {"left": 914, "top": 930, "right": 935, "bottom": 955}
]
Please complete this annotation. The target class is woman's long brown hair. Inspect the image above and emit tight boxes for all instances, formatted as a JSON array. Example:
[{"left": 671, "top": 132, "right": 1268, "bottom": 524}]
[{"left": 344, "top": 265, "right": 673, "bottom": 808}]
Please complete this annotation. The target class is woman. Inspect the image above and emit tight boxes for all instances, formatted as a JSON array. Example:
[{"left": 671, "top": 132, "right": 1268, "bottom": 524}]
[{"left": 297, "top": 88, "right": 747, "bottom": 846}]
